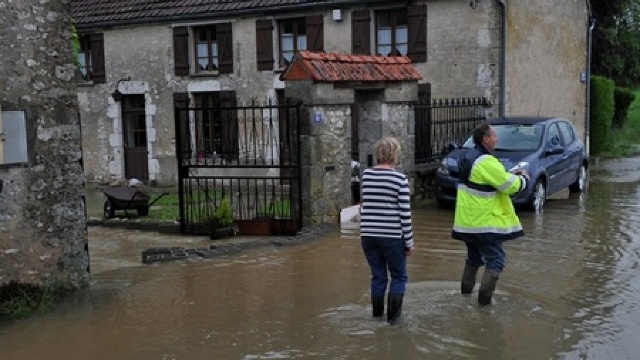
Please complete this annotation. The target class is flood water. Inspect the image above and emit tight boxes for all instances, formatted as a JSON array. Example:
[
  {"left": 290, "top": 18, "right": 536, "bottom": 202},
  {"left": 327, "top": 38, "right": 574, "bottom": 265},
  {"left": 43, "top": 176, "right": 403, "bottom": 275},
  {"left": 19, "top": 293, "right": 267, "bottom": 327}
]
[{"left": 2, "top": 159, "right": 640, "bottom": 359}]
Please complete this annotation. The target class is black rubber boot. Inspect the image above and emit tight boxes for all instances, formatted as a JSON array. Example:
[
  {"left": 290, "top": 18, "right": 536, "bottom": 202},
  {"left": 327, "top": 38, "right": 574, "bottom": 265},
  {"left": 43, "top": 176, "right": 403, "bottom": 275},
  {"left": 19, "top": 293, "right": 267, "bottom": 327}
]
[
  {"left": 460, "top": 265, "right": 479, "bottom": 294},
  {"left": 372, "top": 296, "right": 385, "bottom": 319},
  {"left": 387, "top": 293, "right": 404, "bottom": 325},
  {"left": 478, "top": 270, "right": 500, "bottom": 306}
]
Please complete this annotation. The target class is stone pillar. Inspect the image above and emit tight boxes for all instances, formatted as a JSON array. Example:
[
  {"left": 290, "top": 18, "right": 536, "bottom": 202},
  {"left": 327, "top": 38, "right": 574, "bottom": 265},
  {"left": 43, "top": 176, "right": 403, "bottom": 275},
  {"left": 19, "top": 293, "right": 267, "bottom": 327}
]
[
  {"left": 0, "top": 1, "right": 89, "bottom": 288},
  {"left": 286, "top": 80, "right": 417, "bottom": 226}
]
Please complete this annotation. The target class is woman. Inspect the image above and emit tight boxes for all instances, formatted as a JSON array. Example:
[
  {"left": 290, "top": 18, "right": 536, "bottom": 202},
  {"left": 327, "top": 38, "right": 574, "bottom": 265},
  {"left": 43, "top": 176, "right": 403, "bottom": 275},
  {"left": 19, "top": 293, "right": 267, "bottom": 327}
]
[{"left": 360, "top": 137, "right": 415, "bottom": 325}]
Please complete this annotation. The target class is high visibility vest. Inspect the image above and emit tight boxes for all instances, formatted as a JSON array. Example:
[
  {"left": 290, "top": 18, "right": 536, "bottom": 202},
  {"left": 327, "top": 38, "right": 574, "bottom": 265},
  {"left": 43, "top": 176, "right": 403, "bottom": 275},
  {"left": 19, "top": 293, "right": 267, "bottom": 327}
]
[{"left": 452, "top": 146, "right": 526, "bottom": 242}]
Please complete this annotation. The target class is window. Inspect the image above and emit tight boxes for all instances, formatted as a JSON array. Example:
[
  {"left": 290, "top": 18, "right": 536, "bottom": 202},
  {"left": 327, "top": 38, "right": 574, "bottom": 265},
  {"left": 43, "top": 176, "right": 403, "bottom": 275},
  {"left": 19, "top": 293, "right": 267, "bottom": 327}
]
[
  {"left": 76, "top": 33, "right": 105, "bottom": 83},
  {"left": 173, "top": 23, "right": 233, "bottom": 76},
  {"left": 279, "top": 18, "right": 307, "bottom": 67},
  {"left": 256, "top": 16, "right": 323, "bottom": 71},
  {"left": 195, "top": 26, "right": 219, "bottom": 72},
  {"left": 547, "top": 123, "right": 562, "bottom": 147},
  {"left": 352, "top": 6, "right": 426, "bottom": 63},
  {"left": 376, "top": 10, "right": 408, "bottom": 56},
  {"left": 194, "top": 93, "right": 223, "bottom": 155},
  {"left": 192, "top": 91, "right": 238, "bottom": 160},
  {"left": 558, "top": 121, "right": 576, "bottom": 145}
]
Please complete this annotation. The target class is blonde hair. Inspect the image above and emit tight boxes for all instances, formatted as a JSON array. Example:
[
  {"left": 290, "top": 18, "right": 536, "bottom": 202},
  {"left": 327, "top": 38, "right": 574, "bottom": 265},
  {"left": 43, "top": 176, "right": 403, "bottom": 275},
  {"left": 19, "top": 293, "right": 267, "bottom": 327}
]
[{"left": 374, "top": 137, "right": 401, "bottom": 165}]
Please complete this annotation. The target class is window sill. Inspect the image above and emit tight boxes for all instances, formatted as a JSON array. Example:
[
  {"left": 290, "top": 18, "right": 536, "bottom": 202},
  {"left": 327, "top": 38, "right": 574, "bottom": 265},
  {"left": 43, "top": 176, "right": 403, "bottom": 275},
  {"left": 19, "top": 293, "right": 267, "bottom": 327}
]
[
  {"left": 76, "top": 80, "right": 96, "bottom": 87},
  {"left": 189, "top": 72, "right": 221, "bottom": 78}
]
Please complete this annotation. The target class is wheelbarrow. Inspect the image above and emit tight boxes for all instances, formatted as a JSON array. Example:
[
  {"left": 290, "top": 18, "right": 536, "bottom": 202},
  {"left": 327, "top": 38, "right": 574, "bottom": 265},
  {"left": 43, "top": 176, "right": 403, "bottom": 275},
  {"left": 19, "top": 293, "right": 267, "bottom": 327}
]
[{"left": 102, "top": 186, "right": 169, "bottom": 219}]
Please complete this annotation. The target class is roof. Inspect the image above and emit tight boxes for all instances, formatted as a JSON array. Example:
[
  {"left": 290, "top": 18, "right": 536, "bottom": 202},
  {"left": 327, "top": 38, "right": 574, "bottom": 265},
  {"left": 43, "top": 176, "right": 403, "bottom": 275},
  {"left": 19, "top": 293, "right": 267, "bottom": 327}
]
[
  {"left": 280, "top": 51, "right": 423, "bottom": 83},
  {"left": 487, "top": 116, "right": 564, "bottom": 125},
  {"left": 70, "top": 0, "right": 384, "bottom": 28}
]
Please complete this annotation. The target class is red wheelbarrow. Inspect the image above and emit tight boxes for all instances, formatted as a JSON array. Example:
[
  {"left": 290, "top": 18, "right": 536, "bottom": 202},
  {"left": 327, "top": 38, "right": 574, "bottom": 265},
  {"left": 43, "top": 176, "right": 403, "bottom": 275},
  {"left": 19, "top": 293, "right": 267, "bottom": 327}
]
[{"left": 102, "top": 187, "right": 169, "bottom": 219}]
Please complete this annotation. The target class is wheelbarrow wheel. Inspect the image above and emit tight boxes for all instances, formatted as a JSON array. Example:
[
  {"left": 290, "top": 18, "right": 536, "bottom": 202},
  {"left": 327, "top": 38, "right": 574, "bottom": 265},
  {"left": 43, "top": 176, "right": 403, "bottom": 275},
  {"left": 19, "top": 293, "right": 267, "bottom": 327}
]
[
  {"left": 137, "top": 207, "right": 149, "bottom": 216},
  {"left": 104, "top": 201, "right": 115, "bottom": 219}
]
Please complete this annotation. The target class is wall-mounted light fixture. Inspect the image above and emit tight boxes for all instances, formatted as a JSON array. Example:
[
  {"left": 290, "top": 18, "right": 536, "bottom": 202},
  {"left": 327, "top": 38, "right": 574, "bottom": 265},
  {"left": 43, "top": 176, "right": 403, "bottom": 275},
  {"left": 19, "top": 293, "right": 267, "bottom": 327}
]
[
  {"left": 111, "top": 76, "right": 131, "bottom": 102},
  {"left": 469, "top": 0, "right": 481, "bottom": 9}
]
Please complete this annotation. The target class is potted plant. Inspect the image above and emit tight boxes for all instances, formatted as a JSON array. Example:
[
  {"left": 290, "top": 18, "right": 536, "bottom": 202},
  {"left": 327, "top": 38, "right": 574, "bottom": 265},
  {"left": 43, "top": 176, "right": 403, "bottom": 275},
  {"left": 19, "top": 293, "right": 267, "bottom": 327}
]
[{"left": 208, "top": 197, "right": 237, "bottom": 240}]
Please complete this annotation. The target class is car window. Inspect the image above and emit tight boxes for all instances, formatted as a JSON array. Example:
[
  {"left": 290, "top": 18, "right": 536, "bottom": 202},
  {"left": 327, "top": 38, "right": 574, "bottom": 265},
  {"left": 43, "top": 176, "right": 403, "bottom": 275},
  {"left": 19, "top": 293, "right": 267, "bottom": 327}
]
[
  {"left": 461, "top": 123, "right": 543, "bottom": 151},
  {"left": 558, "top": 121, "right": 575, "bottom": 145},
  {"left": 546, "top": 123, "right": 562, "bottom": 147}
]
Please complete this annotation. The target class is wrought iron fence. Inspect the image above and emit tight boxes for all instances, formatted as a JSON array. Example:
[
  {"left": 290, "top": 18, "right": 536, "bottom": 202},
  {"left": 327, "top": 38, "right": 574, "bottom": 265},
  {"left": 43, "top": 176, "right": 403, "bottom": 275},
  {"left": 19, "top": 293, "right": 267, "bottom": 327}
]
[
  {"left": 415, "top": 97, "right": 490, "bottom": 164},
  {"left": 174, "top": 98, "right": 302, "bottom": 236}
]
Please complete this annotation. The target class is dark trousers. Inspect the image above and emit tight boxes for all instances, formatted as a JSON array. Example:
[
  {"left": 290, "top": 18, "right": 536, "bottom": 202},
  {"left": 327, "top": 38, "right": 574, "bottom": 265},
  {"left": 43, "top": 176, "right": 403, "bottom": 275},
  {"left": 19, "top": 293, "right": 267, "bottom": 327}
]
[
  {"left": 464, "top": 239, "right": 506, "bottom": 273},
  {"left": 361, "top": 236, "right": 408, "bottom": 298}
]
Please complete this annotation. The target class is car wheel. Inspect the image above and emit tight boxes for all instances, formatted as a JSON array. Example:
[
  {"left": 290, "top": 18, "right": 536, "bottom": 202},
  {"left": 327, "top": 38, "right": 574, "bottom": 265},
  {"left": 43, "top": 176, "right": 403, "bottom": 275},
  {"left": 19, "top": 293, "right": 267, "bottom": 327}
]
[
  {"left": 569, "top": 164, "right": 587, "bottom": 193},
  {"left": 528, "top": 179, "right": 546, "bottom": 212}
]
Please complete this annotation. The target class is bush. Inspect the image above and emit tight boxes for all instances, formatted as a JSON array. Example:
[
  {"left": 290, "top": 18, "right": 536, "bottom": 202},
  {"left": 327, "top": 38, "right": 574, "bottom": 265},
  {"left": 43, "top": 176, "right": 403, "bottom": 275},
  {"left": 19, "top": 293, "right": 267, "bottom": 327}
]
[
  {"left": 214, "top": 197, "right": 234, "bottom": 227},
  {"left": 590, "top": 75, "right": 615, "bottom": 155},
  {"left": 613, "top": 87, "right": 635, "bottom": 128}
]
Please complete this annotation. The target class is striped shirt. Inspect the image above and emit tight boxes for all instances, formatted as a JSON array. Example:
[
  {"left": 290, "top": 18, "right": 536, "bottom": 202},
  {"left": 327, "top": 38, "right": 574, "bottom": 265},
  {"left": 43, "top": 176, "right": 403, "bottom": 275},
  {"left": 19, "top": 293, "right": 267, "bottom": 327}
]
[{"left": 360, "top": 168, "right": 414, "bottom": 248}]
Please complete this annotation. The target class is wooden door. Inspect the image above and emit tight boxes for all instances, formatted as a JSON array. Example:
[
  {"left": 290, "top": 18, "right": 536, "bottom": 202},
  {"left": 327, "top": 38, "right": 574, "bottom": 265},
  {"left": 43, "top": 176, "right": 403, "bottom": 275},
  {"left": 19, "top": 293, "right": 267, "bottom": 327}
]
[{"left": 122, "top": 95, "right": 148, "bottom": 181}]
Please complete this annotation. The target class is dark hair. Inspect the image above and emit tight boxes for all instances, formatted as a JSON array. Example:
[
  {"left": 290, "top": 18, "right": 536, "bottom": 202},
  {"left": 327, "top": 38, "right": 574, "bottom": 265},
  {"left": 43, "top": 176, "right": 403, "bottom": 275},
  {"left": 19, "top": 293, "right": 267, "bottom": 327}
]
[{"left": 473, "top": 123, "right": 492, "bottom": 146}]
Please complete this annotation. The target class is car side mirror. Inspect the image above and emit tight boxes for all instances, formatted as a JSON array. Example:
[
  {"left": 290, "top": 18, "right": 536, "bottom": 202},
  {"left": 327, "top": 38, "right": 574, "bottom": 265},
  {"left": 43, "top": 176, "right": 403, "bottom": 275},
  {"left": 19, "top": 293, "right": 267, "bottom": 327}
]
[
  {"left": 445, "top": 142, "right": 458, "bottom": 154},
  {"left": 545, "top": 146, "right": 564, "bottom": 156}
]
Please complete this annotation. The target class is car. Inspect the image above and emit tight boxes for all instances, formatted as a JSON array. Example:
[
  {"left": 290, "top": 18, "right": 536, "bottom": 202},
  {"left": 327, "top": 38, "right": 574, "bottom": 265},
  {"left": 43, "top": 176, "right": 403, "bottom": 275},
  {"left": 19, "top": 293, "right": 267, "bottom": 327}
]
[{"left": 434, "top": 116, "right": 588, "bottom": 211}]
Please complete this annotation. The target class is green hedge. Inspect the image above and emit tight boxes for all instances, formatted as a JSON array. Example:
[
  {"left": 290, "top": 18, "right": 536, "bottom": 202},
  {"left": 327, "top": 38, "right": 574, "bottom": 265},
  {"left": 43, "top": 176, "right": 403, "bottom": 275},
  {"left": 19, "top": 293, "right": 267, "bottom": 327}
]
[
  {"left": 613, "top": 87, "right": 635, "bottom": 128},
  {"left": 590, "top": 76, "right": 615, "bottom": 155}
]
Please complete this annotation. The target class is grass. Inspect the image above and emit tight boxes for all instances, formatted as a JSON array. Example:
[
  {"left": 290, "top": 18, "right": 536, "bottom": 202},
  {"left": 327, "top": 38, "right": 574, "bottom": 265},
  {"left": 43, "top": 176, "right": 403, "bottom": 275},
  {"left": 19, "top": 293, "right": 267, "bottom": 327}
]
[
  {"left": 599, "top": 88, "right": 640, "bottom": 158},
  {"left": 0, "top": 281, "right": 68, "bottom": 320}
]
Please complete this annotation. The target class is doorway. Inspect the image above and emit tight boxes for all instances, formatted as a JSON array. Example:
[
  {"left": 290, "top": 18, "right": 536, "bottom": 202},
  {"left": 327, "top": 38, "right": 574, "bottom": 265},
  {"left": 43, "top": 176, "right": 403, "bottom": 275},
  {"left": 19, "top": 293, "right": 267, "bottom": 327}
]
[{"left": 121, "top": 95, "right": 148, "bottom": 181}]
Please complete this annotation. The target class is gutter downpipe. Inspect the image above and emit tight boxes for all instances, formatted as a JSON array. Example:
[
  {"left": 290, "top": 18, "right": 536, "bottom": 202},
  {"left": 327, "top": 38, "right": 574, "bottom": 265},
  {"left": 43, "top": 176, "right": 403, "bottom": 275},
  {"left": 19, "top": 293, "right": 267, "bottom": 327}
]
[
  {"left": 495, "top": 0, "right": 507, "bottom": 117},
  {"left": 586, "top": 16, "right": 596, "bottom": 156}
]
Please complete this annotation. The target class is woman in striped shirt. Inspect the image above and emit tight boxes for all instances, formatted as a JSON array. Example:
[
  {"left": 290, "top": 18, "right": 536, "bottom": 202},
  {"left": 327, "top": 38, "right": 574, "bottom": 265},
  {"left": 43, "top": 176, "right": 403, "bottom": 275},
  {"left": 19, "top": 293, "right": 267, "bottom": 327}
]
[{"left": 360, "top": 137, "right": 415, "bottom": 325}]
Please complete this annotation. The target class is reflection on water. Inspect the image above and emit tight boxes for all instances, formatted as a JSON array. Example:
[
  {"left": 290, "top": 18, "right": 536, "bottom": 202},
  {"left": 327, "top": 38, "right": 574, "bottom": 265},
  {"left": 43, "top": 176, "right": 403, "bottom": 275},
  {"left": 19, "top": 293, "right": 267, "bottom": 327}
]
[{"left": 1, "top": 173, "right": 640, "bottom": 359}]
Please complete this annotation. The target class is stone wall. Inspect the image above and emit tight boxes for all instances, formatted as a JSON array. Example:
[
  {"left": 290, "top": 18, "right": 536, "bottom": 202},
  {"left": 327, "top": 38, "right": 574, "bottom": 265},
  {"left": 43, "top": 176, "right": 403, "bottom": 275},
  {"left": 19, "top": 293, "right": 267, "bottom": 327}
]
[{"left": 0, "top": 0, "right": 89, "bottom": 288}]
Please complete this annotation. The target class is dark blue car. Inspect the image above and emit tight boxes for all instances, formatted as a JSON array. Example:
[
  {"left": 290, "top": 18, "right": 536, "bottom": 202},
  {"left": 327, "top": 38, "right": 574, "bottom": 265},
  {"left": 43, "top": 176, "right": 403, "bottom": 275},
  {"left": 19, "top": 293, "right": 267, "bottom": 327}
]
[{"left": 434, "top": 117, "right": 588, "bottom": 211}]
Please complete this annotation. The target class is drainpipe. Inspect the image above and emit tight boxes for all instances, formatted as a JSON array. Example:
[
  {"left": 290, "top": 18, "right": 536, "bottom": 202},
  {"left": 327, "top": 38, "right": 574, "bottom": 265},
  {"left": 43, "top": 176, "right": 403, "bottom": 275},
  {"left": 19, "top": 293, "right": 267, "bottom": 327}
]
[
  {"left": 495, "top": 0, "right": 506, "bottom": 117},
  {"left": 585, "top": 17, "right": 596, "bottom": 156}
]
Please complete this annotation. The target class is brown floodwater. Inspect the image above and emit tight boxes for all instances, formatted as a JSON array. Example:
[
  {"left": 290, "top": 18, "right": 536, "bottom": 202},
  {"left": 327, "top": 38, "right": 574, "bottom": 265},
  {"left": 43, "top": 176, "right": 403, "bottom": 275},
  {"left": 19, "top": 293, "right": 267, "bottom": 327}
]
[{"left": 1, "top": 159, "right": 640, "bottom": 359}]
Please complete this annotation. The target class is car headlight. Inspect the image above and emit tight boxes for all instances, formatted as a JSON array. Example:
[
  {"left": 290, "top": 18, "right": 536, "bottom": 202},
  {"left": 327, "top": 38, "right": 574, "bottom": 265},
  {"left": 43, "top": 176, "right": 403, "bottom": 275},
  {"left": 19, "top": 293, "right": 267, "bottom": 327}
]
[{"left": 437, "top": 158, "right": 449, "bottom": 176}]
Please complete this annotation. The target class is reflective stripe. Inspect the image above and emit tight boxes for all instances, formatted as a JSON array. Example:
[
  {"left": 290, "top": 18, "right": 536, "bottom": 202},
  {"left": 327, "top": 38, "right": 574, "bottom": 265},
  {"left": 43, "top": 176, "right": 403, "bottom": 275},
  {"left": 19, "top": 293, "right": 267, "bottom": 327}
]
[
  {"left": 453, "top": 224, "right": 523, "bottom": 234},
  {"left": 458, "top": 184, "right": 497, "bottom": 198},
  {"left": 497, "top": 174, "right": 517, "bottom": 192}
]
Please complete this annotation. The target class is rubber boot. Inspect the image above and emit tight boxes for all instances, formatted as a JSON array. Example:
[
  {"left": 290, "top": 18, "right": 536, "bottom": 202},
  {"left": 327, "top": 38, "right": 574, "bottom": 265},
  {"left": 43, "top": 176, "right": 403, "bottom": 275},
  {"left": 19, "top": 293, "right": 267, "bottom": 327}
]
[
  {"left": 478, "top": 270, "right": 500, "bottom": 306},
  {"left": 372, "top": 296, "right": 385, "bottom": 319},
  {"left": 460, "top": 265, "right": 479, "bottom": 295},
  {"left": 387, "top": 293, "right": 404, "bottom": 325}
]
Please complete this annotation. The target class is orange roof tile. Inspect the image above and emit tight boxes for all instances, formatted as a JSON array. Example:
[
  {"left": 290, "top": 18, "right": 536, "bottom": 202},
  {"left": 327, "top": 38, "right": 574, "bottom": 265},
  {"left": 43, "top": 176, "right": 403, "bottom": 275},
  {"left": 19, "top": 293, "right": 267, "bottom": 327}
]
[{"left": 280, "top": 51, "right": 423, "bottom": 83}]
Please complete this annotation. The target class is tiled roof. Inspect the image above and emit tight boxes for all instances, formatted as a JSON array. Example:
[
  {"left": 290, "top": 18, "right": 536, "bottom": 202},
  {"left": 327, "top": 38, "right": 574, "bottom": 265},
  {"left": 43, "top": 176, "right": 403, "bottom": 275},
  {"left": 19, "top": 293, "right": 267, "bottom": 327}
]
[
  {"left": 280, "top": 51, "right": 423, "bottom": 83},
  {"left": 71, "top": 0, "right": 343, "bottom": 27}
]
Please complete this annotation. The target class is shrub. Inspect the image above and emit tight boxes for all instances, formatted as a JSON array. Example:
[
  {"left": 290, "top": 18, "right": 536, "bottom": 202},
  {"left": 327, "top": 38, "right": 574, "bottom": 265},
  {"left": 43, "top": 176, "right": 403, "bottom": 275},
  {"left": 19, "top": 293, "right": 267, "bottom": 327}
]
[
  {"left": 590, "top": 75, "right": 615, "bottom": 155},
  {"left": 214, "top": 197, "right": 234, "bottom": 227},
  {"left": 613, "top": 87, "right": 635, "bottom": 128},
  {"left": 0, "top": 281, "right": 68, "bottom": 319}
]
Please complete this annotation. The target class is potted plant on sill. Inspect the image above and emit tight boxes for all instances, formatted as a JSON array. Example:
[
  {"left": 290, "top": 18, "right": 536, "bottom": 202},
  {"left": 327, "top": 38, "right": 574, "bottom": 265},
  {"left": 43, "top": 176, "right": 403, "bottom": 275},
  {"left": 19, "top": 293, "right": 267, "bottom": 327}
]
[{"left": 208, "top": 197, "right": 237, "bottom": 240}]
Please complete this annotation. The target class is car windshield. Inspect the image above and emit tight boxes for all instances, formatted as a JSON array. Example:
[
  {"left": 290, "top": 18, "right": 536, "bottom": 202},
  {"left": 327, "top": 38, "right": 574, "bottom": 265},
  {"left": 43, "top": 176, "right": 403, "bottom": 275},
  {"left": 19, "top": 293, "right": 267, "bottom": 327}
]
[{"left": 461, "top": 123, "right": 544, "bottom": 151}]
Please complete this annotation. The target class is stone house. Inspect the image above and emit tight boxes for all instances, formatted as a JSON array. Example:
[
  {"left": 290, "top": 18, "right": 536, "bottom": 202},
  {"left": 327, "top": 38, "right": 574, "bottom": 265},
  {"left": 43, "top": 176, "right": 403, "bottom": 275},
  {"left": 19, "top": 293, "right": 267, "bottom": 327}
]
[{"left": 70, "top": 0, "right": 592, "bottom": 187}]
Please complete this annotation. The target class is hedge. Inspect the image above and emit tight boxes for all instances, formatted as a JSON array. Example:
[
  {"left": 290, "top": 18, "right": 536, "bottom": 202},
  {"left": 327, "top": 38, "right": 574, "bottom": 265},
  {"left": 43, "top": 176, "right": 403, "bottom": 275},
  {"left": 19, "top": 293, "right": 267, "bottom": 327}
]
[{"left": 589, "top": 76, "right": 615, "bottom": 155}]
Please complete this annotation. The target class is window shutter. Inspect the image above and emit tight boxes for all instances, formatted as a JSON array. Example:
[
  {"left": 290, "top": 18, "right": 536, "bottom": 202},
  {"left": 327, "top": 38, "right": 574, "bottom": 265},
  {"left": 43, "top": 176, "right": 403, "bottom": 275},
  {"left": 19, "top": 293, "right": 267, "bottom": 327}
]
[
  {"left": 351, "top": 10, "right": 371, "bottom": 55},
  {"left": 89, "top": 33, "right": 105, "bottom": 83},
  {"left": 219, "top": 91, "right": 238, "bottom": 160},
  {"left": 217, "top": 23, "right": 234, "bottom": 74},
  {"left": 173, "top": 92, "right": 191, "bottom": 160},
  {"left": 256, "top": 19, "right": 274, "bottom": 71},
  {"left": 306, "top": 15, "right": 324, "bottom": 52},
  {"left": 173, "top": 26, "right": 190, "bottom": 76},
  {"left": 408, "top": 5, "right": 427, "bottom": 63}
]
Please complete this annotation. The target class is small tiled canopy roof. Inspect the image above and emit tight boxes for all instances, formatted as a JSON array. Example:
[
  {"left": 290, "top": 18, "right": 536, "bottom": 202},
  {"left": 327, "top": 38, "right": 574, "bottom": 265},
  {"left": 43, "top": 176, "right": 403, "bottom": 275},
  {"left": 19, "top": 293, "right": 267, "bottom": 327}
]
[{"left": 280, "top": 51, "right": 423, "bottom": 83}]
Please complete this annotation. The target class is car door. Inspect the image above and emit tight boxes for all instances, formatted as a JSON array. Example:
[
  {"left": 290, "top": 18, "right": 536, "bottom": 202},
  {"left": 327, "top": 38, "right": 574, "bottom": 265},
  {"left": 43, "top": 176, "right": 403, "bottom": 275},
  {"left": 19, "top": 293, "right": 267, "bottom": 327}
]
[
  {"left": 557, "top": 120, "right": 583, "bottom": 186},
  {"left": 542, "top": 122, "right": 572, "bottom": 194}
]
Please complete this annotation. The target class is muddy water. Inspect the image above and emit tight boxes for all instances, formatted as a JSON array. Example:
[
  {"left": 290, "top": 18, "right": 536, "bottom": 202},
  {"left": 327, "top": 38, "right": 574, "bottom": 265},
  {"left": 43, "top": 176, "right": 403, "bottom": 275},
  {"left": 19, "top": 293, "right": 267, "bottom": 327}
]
[{"left": 1, "top": 162, "right": 640, "bottom": 359}]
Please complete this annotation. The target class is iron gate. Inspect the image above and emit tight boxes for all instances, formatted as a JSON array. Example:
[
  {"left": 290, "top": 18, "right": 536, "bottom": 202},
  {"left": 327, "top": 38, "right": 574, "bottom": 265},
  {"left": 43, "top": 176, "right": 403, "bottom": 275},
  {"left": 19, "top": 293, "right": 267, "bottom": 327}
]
[{"left": 174, "top": 98, "right": 302, "bottom": 236}]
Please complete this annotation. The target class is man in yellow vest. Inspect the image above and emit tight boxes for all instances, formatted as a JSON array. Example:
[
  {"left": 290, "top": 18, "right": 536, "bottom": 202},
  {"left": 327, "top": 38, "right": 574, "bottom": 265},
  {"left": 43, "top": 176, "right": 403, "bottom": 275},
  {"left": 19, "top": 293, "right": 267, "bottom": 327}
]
[{"left": 452, "top": 122, "right": 529, "bottom": 306}]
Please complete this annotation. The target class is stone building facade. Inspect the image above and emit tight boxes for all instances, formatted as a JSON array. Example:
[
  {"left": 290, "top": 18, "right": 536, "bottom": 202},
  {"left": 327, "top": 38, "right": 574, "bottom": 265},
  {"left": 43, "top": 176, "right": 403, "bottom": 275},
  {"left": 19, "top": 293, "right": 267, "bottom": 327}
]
[
  {"left": 0, "top": 1, "right": 90, "bottom": 287},
  {"left": 70, "top": 0, "right": 590, "bottom": 223}
]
